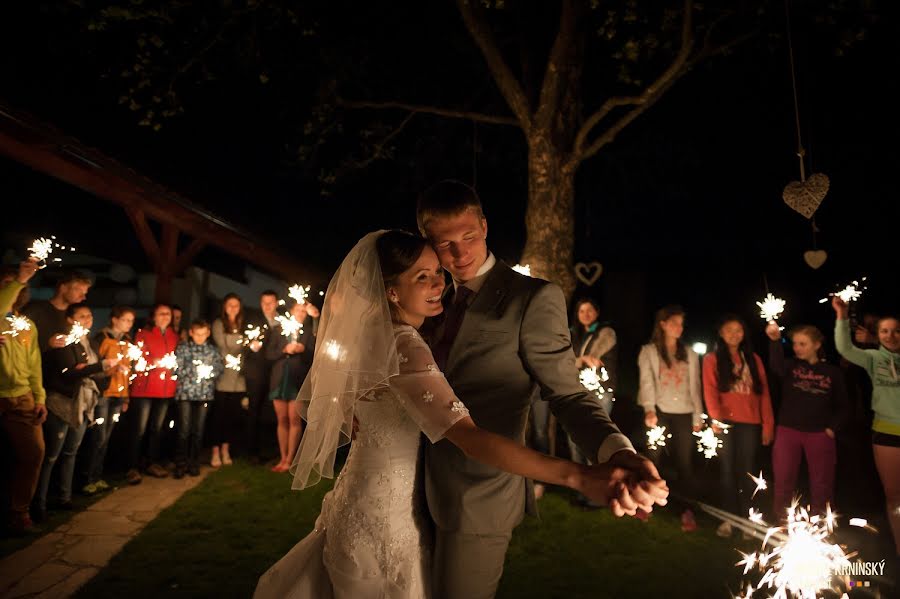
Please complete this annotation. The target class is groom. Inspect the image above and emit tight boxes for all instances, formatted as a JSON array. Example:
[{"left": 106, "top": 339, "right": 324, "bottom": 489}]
[{"left": 418, "top": 181, "right": 667, "bottom": 599}]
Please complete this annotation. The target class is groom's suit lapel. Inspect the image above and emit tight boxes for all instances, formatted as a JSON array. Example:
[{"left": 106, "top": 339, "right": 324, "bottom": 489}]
[{"left": 445, "top": 261, "right": 509, "bottom": 375}]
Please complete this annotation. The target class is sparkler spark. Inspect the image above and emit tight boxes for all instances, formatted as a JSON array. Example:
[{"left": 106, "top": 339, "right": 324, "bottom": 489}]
[
  {"left": 156, "top": 352, "right": 178, "bottom": 371},
  {"left": 63, "top": 322, "right": 90, "bottom": 346},
  {"left": 238, "top": 324, "right": 264, "bottom": 345},
  {"left": 820, "top": 277, "right": 867, "bottom": 304},
  {"left": 288, "top": 284, "right": 311, "bottom": 305},
  {"left": 578, "top": 366, "right": 608, "bottom": 392},
  {"left": 27, "top": 236, "right": 74, "bottom": 268},
  {"left": 113, "top": 413, "right": 120, "bottom": 423},
  {"left": 324, "top": 339, "right": 345, "bottom": 361},
  {"left": 646, "top": 425, "right": 671, "bottom": 450},
  {"left": 749, "top": 471, "right": 768, "bottom": 499},
  {"left": 693, "top": 415, "right": 730, "bottom": 459},
  {"left": 193, "top": 360, "right": 215, "bottom": 382},
  {"left": 275, "top": 313, "right": 304, "bottom": 338},
  {"left": 225, "top": 354, "right": 242, "bottom": 372},
  {"left": 2, "top": 315, "right": 31, "bottom": 337},
  {"left": 512, "top": 264, "right": 532, "bottom": 277},
  {"left": 757, "top": 293, "right": 786, "bottom": 322},
  {"left": 749, "top": 508, "right": 766, "bottom": 525}
]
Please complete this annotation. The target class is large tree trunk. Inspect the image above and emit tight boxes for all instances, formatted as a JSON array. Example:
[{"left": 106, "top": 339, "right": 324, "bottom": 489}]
[{"left": 521, "top": 133, "right": 577, "bottom": 299}]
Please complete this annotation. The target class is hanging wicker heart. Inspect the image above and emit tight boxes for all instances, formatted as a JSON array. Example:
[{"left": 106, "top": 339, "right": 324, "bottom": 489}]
[
  {"left": 782, "top": 173, "right": 830, "bottom": 219},
  {"left": 574, "top": 262, "right": 603, "bottom": 286},
  {"left": 803, "top": 249, "right": 827, "bottom": 269}
]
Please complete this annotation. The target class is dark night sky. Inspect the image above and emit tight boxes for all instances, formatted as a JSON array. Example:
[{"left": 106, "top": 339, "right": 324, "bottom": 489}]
[{"left": 1, "top": 1, "right": 898, "bottom": 368}]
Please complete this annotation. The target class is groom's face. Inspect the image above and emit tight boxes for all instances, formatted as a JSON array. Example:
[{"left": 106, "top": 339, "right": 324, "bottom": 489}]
[{"left": 424, "top": 209, "right": 488, "bottom": 284}]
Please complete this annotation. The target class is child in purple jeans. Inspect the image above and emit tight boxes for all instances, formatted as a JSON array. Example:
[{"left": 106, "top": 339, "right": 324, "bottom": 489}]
[{"left": 766, "top": 322, "right": 850, "bottom": 517}]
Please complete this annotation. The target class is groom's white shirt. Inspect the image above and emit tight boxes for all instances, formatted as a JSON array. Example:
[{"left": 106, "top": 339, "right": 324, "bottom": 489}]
[{"left": 449, "top": 251, "right": 634, "bottom": 464}]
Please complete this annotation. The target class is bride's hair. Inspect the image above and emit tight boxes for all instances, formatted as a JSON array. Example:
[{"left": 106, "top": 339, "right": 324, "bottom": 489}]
[{"left": 375, "top": 230, "right": 428, "bottom": 289}]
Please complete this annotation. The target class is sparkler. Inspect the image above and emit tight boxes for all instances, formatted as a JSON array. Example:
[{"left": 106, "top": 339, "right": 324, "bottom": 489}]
[
  {"left": 27, "top": 236, "right": 75, "bottom": 268},
  {"left": 113, "top": 413, "right": 120, "bottom": 423},
  {"left": 94, "top": 417, "right": 105, "bottom": 426},
  {"left": 275, "top": 313, "right": 304, "bottom": 339},
  {"left": 749, "top": 508, "right": 766, "bottom": 525},
  {"left": 63, "top": 322, "right": 90, "bottom": 346},
  {"left": 288, "top": 284, "right": 311, "bottom": 305},
  {"left": 756, "top": 293, "right": 786, "bottom": 323},
  {"left": 225, "top": 354, "right": 242, "bottom": 372},
  {"left": 646, "top": 425, "right": 671, "bottom": 450},
  {"left": 512, "top": 264, "right": 532, "bottom": 277},
  {"left": 693, "top": 414, "right": 730, "bottom": 459},
  {"left": 193, "top": 360, "right": 215, "bottom": 382},
  {"left": 2, "top": 315, "right": 31, "bottom": 337},
  {"left": 749, "top": 470, "right": 768, "bottom": 499},
  {"left": 156, "top": 352, "right": 177, "bottom": 371},
  {"left": 323, "top": 339, "right": 345, "bottom": 361},
  {"left": 819, "top": 277, "right": 867, "bottom": 304},
  {"left": 237, "top": 324, "right": 265, "bottom": 345},
  {"left": 578, "top": 366, "right": 609, "bottom": 392}
]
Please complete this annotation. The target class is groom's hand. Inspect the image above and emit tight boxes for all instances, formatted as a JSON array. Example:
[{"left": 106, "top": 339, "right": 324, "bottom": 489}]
[{"left": 605, "top": 450, "right": 668, "bottom": 516}]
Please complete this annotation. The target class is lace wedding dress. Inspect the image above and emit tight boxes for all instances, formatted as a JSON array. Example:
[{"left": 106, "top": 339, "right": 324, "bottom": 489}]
[{"left": 254, "top": 325, "right": 469, "bottom": 599}]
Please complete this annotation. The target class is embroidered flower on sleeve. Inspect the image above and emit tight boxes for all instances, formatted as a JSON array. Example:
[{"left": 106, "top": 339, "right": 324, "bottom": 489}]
[
  {"left": 426, "top": 364, "right": 437, "bottom": 372},
  {"left": 451, "top": 401, "right": 469, "bottom": 416},
  {"left": 422, "top": 391, "right": 434, "bottom": 403},
  {"left": 398, "top": 353, "right": 409, "bottom": 364}
]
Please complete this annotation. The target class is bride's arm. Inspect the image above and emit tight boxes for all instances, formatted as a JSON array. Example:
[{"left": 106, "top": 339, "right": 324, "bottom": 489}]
[{"left": 443, "top": 416, "right": 650, "bottom": 516}]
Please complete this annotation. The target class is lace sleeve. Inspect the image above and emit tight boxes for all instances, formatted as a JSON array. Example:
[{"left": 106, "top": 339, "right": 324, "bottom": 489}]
[{"left": 390, "top": 329, "right": 470, "bottom": 443}]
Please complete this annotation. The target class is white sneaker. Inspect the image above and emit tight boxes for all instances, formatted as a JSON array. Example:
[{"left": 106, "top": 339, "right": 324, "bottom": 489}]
[{"left": 716, "top": 522, "right": 733, "bottom": 538}]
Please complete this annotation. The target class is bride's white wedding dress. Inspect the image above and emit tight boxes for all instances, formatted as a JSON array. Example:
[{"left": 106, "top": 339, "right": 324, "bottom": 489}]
[{"left": 254, "top": 325, "right": 469, "bottom": 599}]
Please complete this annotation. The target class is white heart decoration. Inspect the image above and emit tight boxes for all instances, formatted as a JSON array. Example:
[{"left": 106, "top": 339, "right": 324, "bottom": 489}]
[
  {"left": 574, "top": 262, "right": 603, "bottom": 286},
  {"left": 782, "top": 173, "right": 830, "bottom": 219},
  {"left": 803, "top": 250, "right": 827, "bottom": 269}
]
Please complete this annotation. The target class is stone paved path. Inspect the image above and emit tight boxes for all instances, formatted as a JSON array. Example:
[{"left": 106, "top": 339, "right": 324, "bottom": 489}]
[{"left": 0, "top": 468, "right": 210, "bottom": 598}]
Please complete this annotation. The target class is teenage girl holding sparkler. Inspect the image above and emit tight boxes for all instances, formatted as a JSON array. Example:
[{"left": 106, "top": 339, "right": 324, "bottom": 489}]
[
  {"left": 832, "top": 297, "right": 900, "bottom": 559},
  {"left": 765, "top": 322, "right": 850, "bottom": 518},
  {"left": 703, "top": 315, "right": 774, "bottom": 537}
]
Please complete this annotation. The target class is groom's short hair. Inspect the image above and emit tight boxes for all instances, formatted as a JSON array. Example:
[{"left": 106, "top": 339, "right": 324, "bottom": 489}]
[{"left": 416, "top": 180, "right": 485, "bottom": 235}]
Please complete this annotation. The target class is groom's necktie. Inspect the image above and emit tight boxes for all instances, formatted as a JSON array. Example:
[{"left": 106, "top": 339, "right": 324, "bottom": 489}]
[{"left": 432, "top": 286, "right": 473, "bottom": 372}]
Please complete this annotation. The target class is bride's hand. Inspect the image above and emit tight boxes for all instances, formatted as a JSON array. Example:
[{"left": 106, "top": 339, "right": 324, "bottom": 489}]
[{"left": 576, "top": 464, "right": 630, "bottom": 509}]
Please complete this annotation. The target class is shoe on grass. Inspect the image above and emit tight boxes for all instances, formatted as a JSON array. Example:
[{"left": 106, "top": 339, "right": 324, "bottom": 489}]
[
  {"left": 8, "top": 513, "right": 34, "bottom": 536},
  {"left": 94, "top": 480, "right": 110, "bottom": 491},
  {"left": 81, "top": 483, "right": 98, "bottom": 496},
  {"left": 716, "top": 522, "right": 733, "bottom": 538},
  {"left": 126, "top": 469, "right": 143, "bottom": 485},
  {"left": 173, "top": 466, "right": 186, "bottom": 480},
  {"left": 145, "top": 463, "right": 169, "bottom": 478},
  {"left": 681, "top": 509, "right": 698, "bottom": 532},
  {"left": 211, "top": 452, "right": 222, "bottom": 468}
]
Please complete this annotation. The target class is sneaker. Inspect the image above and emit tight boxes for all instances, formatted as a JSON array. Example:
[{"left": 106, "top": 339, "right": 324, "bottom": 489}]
[
  {"left": 126, "top": 469, "right": 143, "bottom": 485},
  {"left": 211, "top": 452, "right": 222, "bottom": 468},
  {"left": 81, "top": 483, "right": 98, "bottom": 496},
  {"left": 145, "top": 463, "right": 169, "bottom": 478},
  {"left": 681, "top": 509, "right": 698, "bottom": 532},
  {"left": 94, "top": 480, "right": 110, "bottom": 491},
  {"left": 187, "top": 464, "right": 200, "bottom": 477},
  {"left": 173, "top": 466, "right": 186, "bottom": 480},
  {"left": 221, "top": 447, "right": 233, "bottom": 466},
  {"left": 716, "top": 521, "right": 733, "bottom": 538}
]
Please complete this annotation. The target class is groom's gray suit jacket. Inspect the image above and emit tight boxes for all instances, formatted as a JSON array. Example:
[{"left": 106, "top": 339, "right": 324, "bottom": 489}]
[{"left": 424, "top": 260, "right": 632, "bottom": 535}]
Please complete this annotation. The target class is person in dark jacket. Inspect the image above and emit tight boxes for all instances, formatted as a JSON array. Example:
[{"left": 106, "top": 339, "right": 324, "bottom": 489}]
[
  {"left": 34, "top": 304, "right": 117, "bottom": 521},
  {"left": 241, "top": 290, "right": 280, "bottom": 463},
  {"left": 174, "top": 320, "right": 224, "bottom": 478},
  {"left": 766, "top": 322, "right": 851, "bottom": 516},
  {"left": 266, "top": 301, "right": 316, "bottom": 472}
]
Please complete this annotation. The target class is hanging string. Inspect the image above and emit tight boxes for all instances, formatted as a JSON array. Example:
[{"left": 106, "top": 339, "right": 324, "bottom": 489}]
[
  {"left": 471, "top": 120, "right": 478, "bottom": 188},
  {"left": 763, "top": 273, "right": 770, "bottom": 295},
  {"left": 784, "top": 0, "right": 806, "bottom": 182}
]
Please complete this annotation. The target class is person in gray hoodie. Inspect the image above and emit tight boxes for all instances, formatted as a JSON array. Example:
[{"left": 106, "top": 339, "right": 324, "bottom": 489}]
[{"left": 833, "top": 297, "right": 900, "bottom": 558}]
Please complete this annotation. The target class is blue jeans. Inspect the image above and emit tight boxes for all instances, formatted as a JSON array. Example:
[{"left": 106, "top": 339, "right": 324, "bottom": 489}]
[
  {"left": 718, "top": 422, "right": 762, "bottom": 515},
  {"left": 35, "top": 411, "right": 87, "bottom": 510},
  {"left": 84, "top": 396, "right": 124, "bottom": 484},
  {"left": 127, "top": 397, "right": 170, "bottom": 469},
  {"left": 176, "top": 401, "right": 210, "bottom": 468}
]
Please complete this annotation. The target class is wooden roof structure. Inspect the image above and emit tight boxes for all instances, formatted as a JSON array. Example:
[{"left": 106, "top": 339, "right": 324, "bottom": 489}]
[{"left": 0, "top": 101, "right": 312, "bottom": 301}]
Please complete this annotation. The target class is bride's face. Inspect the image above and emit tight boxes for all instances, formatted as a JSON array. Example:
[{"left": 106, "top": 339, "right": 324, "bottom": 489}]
[{"left": 390, "top": 246, "right": 446, "bottom": 326}]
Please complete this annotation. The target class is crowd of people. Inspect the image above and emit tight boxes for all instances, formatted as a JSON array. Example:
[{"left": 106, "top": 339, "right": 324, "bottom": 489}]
[
  {"left": 0, "top": 259, "right": 317, "bottom": 534},
  {"left": 1, "top": 248, "right": 898, "bottom": 566}
]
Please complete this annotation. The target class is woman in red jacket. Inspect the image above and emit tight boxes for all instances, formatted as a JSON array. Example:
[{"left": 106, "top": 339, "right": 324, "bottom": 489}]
[
  {"left": 703, "top": 315, "right": 774, "bottom": 537},
  {"left": 127, "top": 303, "right": 178, "bottom": 484}
]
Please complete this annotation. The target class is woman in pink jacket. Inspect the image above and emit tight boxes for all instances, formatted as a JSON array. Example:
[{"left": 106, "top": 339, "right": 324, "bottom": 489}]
[{"left": 703, "top": 314, "right": 774, "bottom": 537}]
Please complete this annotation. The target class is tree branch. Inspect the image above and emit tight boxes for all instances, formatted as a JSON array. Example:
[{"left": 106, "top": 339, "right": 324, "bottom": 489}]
[
  {"left": 351, "top": 112, "right": 417, "bottom": 170},
  {"left": 573, "top": 0, "right": 695, "bottom": 163},
  {"left": 337, "top": 98, "right": 519, "bottom": 127},
  {"left": 455, "top": 0, "right": 532, "bottom": 131},
  {"left": 533, "top": 0, "right": 578, "bottom": 129}
]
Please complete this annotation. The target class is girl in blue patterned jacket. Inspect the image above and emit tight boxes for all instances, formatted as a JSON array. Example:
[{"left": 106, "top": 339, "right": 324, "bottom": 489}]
[{"left": 174, "top": 320, "right": 224, "bottom": 477}]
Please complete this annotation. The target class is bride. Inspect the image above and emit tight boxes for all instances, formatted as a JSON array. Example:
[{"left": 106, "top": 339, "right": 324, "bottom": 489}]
[{"left": 254, "top": 230, "right": 657, "bottom": 599}]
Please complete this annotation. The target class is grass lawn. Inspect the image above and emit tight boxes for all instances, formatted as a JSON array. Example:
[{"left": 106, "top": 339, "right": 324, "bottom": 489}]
[{"left": 75, "top": 460, "right": 748, "bottom": 599}]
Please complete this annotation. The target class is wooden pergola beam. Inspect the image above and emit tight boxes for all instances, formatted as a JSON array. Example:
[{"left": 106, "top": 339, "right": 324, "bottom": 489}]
[{"left": 125, "top": 207, "right": 160, "bottom": 271}]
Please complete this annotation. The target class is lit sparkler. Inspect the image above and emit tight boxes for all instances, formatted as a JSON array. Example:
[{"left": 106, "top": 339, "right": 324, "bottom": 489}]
[
  {"left": 63, "top": 322, "right": 90, "bottom": 346},
  {"left": 113, "top": 413, "right": 120, "bottom": 423},
  {"left": 94, "top": 417, "right": 105, "bottom": 426},
  {"left": 646, "top": 425, "right": 671, "bottom": 450},
  {"left": 757, "top": 293, "right": 786, "bottom": 323},
  {"left": 2, "top": 315, "right": 31, "bottom": 337},
  {"left": 323, "top": 339, "right": 345, "bottom": 361},
  {"left": 288, "top": 284, "right": 311, "bottom": 305},
  {"left": 749, "top": 508, "right": 766, "bottom": 525},
  {"left": 578, "top": 366, "right": 609, "bottom": 392},
  {"left": 27, "top": 236, "right": 75, "bottom": 268},
  {"left": 819, "top": 277, "right": 867, "bottom": 304},
  {"left": 693, "top": 414, "right": 730, "bottom": 459},
  {"left": 749, "top": 470, "right": 768, "bottom": 499},
  {"left": 275, "top": 313, "right": 304, "bottom": 339},
  {"left": 512, "top": 264, "right": 532, "bottom": 277},
  {"left": 237, "top": 324, "right": 265, "bottom": 345},
  {"left": 225, "top": 354, "right": 242, "bottom": 372},
  {"left": 156, "top": 352, "right": 178, "bottom": 371},
  {"left": 193, "top": 360, "right": 215, "bottom": 382}
]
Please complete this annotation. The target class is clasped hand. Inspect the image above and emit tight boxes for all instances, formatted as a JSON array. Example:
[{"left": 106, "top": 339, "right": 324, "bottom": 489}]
[{"left": 579, "top": 452, "right": 668, "bottom": 517}]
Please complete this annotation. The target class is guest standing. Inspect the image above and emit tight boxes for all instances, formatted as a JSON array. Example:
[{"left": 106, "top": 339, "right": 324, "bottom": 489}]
[{"left": 210, "top": 293, "right": 247, "bottom": 467}]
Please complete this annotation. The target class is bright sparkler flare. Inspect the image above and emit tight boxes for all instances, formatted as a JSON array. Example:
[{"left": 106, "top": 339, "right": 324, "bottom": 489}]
[
  {"left": 94, "top": 417, "right": 105, "bottom": 426},
  {"left": 27, "top": 236, "right": 74, "bottom": 268},
  {"left": 2, "top": 315, "right": 31, "bottom": 337},
  {"left": 757, "top": 293, "right": 786, "bottom": 322},
  {"left": 578, "top": 366, "right": 609, "bottom": 393},
  {"left": 225, "top": 354, "right": 242, "bottom": 372},
  {"left": 749, "top": 508, "right": 766, "bottom": 525},
  {"left": 512, "top": 264, "right": 532, "bottom": 277},
  {"left": 324, "top": 339, "right": 345, "bottom": 361},
  {"left": 749, "top": 470, "right": 768, "bottom": 499},
  {"left": 820, "top": 277, "right": 867, "bottom": 304},
  {"left": 238, "top": 324, "right": 264, "bottom": 345},
  {"left": 113, "top": 413, "right": 120, "bottom": 423},
  {"left": 63, "top": 322, "right": 90, "bottom": 346},
  {"left": 646, "top": 425, "right": 671, "bottom": 451},
  {"left": 275, "top": 313, "right": 304, "bottom": 338},
  {"left": 693, "top": 415, "right": 730, "bottom": 459},
  {"left": 193, "top": 360, "right": 215, "bottom": 382},
  {"left": 125, "top": 342, "right": 145, "bottom": 362},
  {"left": 156, "top": 351, "right": 178, "bottom": 371},
  {"left": 288, "top": 284, "right": 311, "bottom": 305}
]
